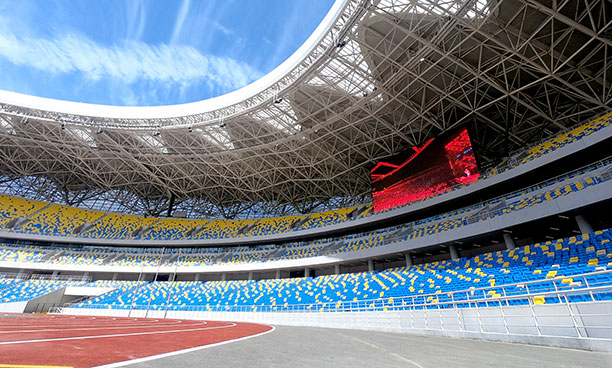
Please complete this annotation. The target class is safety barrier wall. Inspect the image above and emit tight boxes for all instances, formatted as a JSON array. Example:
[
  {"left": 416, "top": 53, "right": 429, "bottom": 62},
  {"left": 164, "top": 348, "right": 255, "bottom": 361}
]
[
  {"left": 58, "top": 300, "right": 612, "bottom": 352},
  {"left": 54, "top": 275, "right": 612, "bottom": 351}
]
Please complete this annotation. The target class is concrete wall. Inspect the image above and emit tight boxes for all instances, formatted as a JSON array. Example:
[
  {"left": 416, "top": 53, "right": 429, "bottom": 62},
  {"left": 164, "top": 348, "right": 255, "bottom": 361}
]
[
  {"left": 59, "top": 301, "right": 612, "bottom": 352},
  {"left": 0, "top": 301, "right": 28, "bottom": 313},
  {"left": 23, "top": 288, "right": 66, "bottom": 313}
]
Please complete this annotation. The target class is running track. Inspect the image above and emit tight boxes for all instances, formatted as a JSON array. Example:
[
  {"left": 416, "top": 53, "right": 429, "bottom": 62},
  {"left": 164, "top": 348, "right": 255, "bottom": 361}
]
[{"left": 0, "top": 314, "right": 273, "bottom": 368}]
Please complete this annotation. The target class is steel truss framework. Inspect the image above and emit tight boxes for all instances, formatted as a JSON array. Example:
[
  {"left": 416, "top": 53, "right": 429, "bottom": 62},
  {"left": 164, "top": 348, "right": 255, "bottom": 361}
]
[{"left": 0, "top": 0, "right": 610, "bottom": 218}]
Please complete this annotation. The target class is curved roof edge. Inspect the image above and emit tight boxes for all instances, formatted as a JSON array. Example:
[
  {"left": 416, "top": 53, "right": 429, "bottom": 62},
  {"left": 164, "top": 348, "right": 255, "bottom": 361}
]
[{"left": 0, "top": 0, "right": 349, "bottom": 120}]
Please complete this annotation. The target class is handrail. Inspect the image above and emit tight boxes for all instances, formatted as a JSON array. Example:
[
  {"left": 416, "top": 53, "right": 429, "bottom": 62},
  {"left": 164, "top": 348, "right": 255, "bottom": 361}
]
[
  {"left": 0, "top": 271, "right": 30, "bottom": 280},
  {"left": 30, "top": 274, "right": 92, "bottom": 282}
]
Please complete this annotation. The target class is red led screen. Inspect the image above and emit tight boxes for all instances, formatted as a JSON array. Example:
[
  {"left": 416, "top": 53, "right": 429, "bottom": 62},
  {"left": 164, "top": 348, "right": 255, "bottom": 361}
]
[{"left": 371, "top": 128, "right": 479, "bottom": 213}]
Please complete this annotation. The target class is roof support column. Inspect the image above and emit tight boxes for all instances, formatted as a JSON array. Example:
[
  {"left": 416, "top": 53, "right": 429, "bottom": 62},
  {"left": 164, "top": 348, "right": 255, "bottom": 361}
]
[
  {"left": 503, "top": 233, "right": 516, "bottom": 251},
  {"left": 575, "top": 215, "right": 593, "bottom": 234},
  {"left": 405, "top": 254, "right": 413, "bottom": 267}
]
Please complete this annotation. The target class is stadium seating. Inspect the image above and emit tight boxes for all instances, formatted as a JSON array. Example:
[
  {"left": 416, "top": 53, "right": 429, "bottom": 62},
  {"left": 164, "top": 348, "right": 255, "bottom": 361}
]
[
  {"left": 82, "top": 213, "right": 159, "bottom": 239},
  {"left": 63, "top": 229, "right": 612, "bottom": 312},
  {"left": 0, "top": 195, "right": 47, "bottom": 226},
  {"left": 0, "top": 274, "right": 26, "bottom": 291},
  {"left": 138, "top": 218, "right": 209, "bottom": 240},
  {"left": 243, "top": 215, "right": 306, "bottom": 237},
  {"left": 0, "top": 277, "right": 86, "bottom": 303},
  {"left": 0, "top": 155, "right": 608, "bottom": 271},
  {"left": 297, "top": 207, "right": 357, "bottom": 230},
  {"left": 484, "top": 112, "right": 612, "bottom": 179},
  {"left": 0, "top": 245, "right": 49, "bottom": 263},
  {"left": 223, "top": 249, "right": 272, "bottom": 264},
  {"left": 51, "top": 248, "right": 114, "bottom": 265},
  {"left": 107, "top": 254, "right": 163, "bottom": 267},
  {"left": 19, "top": 205, "right": 105, "bottom": 236},
  {"left": 175, "top": 254, "right": 217, "bottom": 266},
  {"left": 74, "top": 280, "right": 147, "bottom": 308},
  {"left": 521, "top": 113, "right": 612, "bottom": 164},
  {"left": 193, "top": 219, "right": 256, "bottom": 239}
]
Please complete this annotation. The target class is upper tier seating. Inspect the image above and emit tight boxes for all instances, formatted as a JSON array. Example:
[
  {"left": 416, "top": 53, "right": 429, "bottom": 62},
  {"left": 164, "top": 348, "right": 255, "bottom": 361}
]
[
  {"left": 83, "top": 214, "right": 159, "bottom": 240},
  {"left": 138, "top": 218, "right": 209, "bottom": 240},
  {"left": 521, "top": 112, "right": 612, "bottom": 164},
  {"left": 66, "top": 229, "right": 612, "bottom": 311},
  {"left": 0, "top": 195, "right": 47, "bottom": 226},
  {"left": 243, "top": 215, "right": 306, "bottom": 237},
  {"left": 18, "top": 205, "right": 105, "bottom": 236},
  {"left": 296, "top": 207, "right": 358, "bottom": 230},
  {"left": 484, "top": 112, "right": 612, "bottom": 178},
  {"left": 193, "top": 219, "right": 257, "bottom": 239}
]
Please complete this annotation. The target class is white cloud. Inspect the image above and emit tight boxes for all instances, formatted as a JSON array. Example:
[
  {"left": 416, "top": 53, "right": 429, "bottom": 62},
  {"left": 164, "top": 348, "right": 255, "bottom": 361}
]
[
  {"left": 210, "top": 21, "right": 232, "bottom": 36},
  {"left": 126, "top": 0, "right": 147, "bottom": 41},
  {"left": 0, "top": 29, "right": 262, "bottom": 91},
  {"left": 170, "top": 0, "right": 191, "bottom": 44}
]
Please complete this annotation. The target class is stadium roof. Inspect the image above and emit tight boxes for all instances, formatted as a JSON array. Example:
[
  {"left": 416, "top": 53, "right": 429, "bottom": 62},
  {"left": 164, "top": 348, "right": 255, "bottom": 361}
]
[{"left": 0, "top": 0, "right": 610, "bottom": 218}]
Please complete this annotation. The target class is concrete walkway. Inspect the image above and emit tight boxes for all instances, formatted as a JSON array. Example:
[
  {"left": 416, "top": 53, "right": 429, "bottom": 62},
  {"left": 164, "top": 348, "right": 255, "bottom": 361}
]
[{"left": 128, "top": 325, "right": 612, "bottom": 367}]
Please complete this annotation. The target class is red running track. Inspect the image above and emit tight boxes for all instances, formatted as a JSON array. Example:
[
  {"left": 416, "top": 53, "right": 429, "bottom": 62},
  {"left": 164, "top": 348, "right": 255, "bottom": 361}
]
[{"left": 0, "top": 314, "right": 273, "bottom": 367}]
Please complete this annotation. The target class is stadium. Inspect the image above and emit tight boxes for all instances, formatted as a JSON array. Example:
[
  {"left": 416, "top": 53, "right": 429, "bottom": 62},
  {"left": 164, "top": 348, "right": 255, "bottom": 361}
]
[{"left": 0, "top": 0, "right": 611, "bottom": 366}]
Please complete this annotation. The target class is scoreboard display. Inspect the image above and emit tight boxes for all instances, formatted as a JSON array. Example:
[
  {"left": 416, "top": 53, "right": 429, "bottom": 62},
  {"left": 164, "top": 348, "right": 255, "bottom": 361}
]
[{"left": 371, "top": 128, "right": 479, "bottom": 213}]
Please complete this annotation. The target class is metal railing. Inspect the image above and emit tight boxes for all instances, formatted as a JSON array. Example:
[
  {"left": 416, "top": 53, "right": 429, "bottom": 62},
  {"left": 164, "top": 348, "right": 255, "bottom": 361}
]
[
  {"left": 0, "top": 271, "right": 30, "bottom": 280},
  {"left": 30, "top": 273, "right": 92, "bottom": 282}
]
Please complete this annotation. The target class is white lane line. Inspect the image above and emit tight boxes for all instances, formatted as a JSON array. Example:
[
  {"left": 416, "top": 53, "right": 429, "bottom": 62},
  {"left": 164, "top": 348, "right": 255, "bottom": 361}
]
[
  {"left": 342, "top": 334, "right": 426, "bottom": 368},
  {"left": 94, "top": 325, "right": 276, "bottom": 368},
  {"left": 0, "top": 321, "right": 205, "bottom": 334},
  {"left": 0, "top": 320, "right": 184, "bottom": 330},
  {"left": 0, "top": 317, "right": 202, "bottom": 332},
  {"left": 0, "top": 322, "right": 237, "bottom": 345}
]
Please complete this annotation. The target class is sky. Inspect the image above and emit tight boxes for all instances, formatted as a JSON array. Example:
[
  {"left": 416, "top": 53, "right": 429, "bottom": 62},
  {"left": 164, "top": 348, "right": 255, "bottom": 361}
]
[{"left": 0, "top": 0, "right": 335, "bottom": 106}]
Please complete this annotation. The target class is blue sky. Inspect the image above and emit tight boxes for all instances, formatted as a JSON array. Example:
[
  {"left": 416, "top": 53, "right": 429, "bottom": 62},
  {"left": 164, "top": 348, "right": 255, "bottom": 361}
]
[{"left": 0, "top": 0, "right": 334, "bottom": 106}]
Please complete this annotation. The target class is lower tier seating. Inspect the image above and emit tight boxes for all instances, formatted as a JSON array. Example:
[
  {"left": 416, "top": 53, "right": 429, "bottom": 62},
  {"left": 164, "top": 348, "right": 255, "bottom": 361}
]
[
  {"left": 64, "top": 229, "right": 612, "bottom": 311},
  {"left": 0, "top": 277, "right": 87, "bottom": 303}
]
